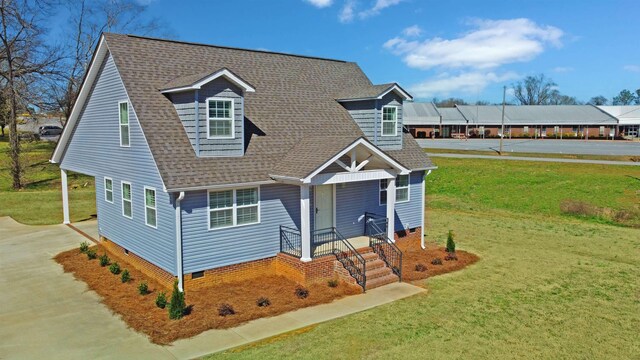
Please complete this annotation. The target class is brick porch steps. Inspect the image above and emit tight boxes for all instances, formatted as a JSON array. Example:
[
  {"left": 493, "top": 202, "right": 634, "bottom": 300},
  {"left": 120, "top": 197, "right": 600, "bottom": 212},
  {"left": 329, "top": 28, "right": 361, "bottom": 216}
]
[{"left": 350, "top": 246, "right": 400, "bottom": 290}]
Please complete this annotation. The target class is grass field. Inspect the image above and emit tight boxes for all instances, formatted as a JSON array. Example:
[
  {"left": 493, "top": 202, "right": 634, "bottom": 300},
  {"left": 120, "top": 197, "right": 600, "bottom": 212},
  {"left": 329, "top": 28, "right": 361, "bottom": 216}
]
[
  {"left": 0, "top": 137, "right": 95, "bottom": 224},
  {"left": 425, "top": 147, "right": 640, "bottom": 162},
  {"left": 206, "top": 158, "right": 640, "bottom": 359}
]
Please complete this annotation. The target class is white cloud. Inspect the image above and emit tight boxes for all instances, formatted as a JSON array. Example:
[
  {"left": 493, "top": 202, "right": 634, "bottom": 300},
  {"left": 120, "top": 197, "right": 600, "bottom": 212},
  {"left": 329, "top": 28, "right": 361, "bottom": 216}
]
[
  {"left": 385, "top": 18, "right": 563, "bottom": 70},
  {"left": 402, "top": 25, "right": 422, "bottom": 37},
  {"left": 339, "top": 0, "right": 356, "bottom": 23},
  {"left": 359, "top": 0, "right": 403, "bottom": 19},
  {"left": 305, "top": 0, "right": 333, "bottom": 8},
  {"left": 552, "top": 66, "right": 573, "bottom": 73},
  {"left": 410, "top": 71, "right": 519, "bottom": 98},
  {"left": 623, "top": 65, "right": 640, "bottom": 73}
]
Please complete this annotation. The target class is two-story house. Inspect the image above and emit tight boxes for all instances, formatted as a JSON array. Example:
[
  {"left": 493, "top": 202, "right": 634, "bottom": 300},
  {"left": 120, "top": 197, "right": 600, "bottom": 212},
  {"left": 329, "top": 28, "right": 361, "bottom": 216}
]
[{"left": 51, "top": 34, "right": 435, "bottom": 292}]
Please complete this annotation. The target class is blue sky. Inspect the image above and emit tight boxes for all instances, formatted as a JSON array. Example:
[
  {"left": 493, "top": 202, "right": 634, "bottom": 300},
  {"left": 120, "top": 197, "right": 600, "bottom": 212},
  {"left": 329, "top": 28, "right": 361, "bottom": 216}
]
[{"left": 128, "top": 1, "right": 639, "bottom": 103}]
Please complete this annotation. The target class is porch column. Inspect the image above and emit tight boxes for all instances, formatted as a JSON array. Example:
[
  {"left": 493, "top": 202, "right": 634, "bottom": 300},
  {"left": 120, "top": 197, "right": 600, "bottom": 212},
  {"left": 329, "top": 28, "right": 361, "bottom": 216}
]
[
  {"left": 386, "top": 177, "right": 395, "bottom": 241},
  {"left": 300, "top": 184, "right": 312, "bottom": 262},
  {"left": 61, "top": 168, "right": 70, "bottom": 224}
]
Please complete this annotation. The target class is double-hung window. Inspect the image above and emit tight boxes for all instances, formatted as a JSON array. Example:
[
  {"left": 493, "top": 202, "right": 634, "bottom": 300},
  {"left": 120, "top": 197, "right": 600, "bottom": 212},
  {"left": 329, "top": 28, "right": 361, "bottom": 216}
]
[
  {"left": 379, "top": 175, "right": 409, "bottom": 205},
  {"left": 104, "top": 178, "right": 113, "bottom": 203},
  {"left": 144, "top": 187, "right": 157, "bottom": 228},
  {"left": 122, "top": 182, "right": 132, "bottom": 219},
  {"left": 381, "top": 106, "right": 397, "bottom": 136},
  {"left": 207, "top": 98, "right": 234, "bottom": 138},
  {"left": 208, "top": 187, "right": 259, "bottom": 229},
  {"left": 119, "top": 101, "right": 130, "bottom": 147}
]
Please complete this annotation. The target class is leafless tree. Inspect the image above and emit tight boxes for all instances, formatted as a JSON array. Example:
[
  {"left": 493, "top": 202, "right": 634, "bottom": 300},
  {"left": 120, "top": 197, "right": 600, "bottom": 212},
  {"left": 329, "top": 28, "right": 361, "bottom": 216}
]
[
  {"left": 0, "top": 0, "right": 62, "bottom": 189},
  {"left": 588, "top": 95, "right": 608, "bottom": 106},
  {"left": 512, "top": 74, "right": 558, "bottom": 105}
]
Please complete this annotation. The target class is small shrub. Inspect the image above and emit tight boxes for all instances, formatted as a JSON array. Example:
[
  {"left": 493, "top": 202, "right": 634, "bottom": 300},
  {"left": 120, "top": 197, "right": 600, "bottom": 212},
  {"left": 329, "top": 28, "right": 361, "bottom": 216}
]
[
  {"left": 415, "top": 263, "right": 427, "bottom": 272},
  {"left": 99, "top": 253, "right": 110, "bottom": 267},
  {"left": 79, "top": 242, "right": 90, "bottom": 253},
  {"left": 218, "top": 303, "right": 235, "bottom": 316},
  {"left": 431, "top": 258, "right": 443, "bottom": 266},
  {"left": 155, "top": 292, "right": 167, "bottom": 309},
  {"left": 121, "top": 269, "right": 131, "bottom": 283},
  {"left": 327, "top": 279, "right": 339, "bottom": 288},
  {"left": 445, "top": 252, "right": 458, "bottom": 261},
  {"left": 256, "top": 297, "right": 271, "bottom": 307},
  {"left": 168, "top": 280, "right": 186, "bottom": 320},
  {"left": 446, "top": 230, "right": 456, "bottom": 253},
  {"left": 109, "top": 262, "right": 121, "bottom": 275},
  {"left": 86, "top": 249, "right": 97, "bottom": 260},
  {"left": 137, "top": 281, "right": 149, "bottom": 294},
  {"left": 295, "top": 286, "right": 309, "bottom": 299}
]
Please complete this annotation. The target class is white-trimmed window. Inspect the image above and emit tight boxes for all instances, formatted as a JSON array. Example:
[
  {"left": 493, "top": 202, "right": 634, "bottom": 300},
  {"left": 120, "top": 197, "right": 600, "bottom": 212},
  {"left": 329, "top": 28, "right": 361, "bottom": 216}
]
[
  {"left": 208, "top": 187, "right": 259, "bottom": 230},
  {"left": 122, "top": 182, "right": 132, "bottom": 219},
  {"left": 379, "top": 175, "right": 409, "bottom": 205},
  {"left": 144, "top": 187, "right": 157, "bottom": 228},
  {"left": 381, "top": 106, "right": 397, "bottom": 136},
  {"left": 599, "top": 126, "right": 605, "bottom": 136},
  {"left": 207, "top": 98, "right": 234, "bottom": 139},
  {"left": 104, "top": 177, "right": 113, "bottom": 203},
  {"left": 119, "top": 101, "right": 130, "bottom": 147}
]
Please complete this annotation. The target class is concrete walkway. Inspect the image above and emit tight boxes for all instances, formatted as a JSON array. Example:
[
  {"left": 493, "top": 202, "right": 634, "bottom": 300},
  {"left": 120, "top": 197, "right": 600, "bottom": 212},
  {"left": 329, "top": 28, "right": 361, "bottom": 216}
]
[
  {"left": 427, "top": 152, "right": 640, "bottom": 166},
  {"left": 0, "top": 217, "right": 425, "bottom": 360}
]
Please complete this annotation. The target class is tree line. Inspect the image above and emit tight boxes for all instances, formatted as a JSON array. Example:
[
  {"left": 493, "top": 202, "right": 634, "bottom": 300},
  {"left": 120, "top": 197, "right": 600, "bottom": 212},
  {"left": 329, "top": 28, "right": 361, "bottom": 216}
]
[{"left": 0, "top": 0, "right": 166, "bottom": 189}]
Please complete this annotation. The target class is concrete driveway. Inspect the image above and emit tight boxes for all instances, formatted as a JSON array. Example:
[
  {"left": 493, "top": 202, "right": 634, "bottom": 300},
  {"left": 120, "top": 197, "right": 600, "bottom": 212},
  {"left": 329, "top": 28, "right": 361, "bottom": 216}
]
[{"left": 0, "top": 217, "right": 174, "bottom": 360}]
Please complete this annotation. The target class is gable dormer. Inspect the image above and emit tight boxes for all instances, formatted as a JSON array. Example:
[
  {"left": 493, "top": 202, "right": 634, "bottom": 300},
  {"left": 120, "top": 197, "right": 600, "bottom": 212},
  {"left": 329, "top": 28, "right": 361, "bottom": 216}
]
[
  {"left": 161, "top": 68, "right": 255, "bottom": 157},
  {"left": 336, "top": 83, "right": 411, "bottom": 151}
]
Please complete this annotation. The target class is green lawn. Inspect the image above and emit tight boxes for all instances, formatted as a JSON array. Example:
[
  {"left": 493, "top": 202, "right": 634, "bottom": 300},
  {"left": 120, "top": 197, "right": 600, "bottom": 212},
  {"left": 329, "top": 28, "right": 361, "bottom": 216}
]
[
  {"left": 0, "top": 137, "right": 95, "bottom": 224},
  {"left": 425, "top": 147, "right": 640, "bottom": 162},
  {"left": 206, "top": 159, "right": 640, "bottom": 359}
]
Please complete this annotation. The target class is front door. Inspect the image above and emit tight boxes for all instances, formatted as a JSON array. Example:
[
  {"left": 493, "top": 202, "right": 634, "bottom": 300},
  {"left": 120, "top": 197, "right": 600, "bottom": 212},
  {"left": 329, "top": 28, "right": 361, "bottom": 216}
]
[{"left": 314, "top": 185, "right": 334, "bottom": 230}]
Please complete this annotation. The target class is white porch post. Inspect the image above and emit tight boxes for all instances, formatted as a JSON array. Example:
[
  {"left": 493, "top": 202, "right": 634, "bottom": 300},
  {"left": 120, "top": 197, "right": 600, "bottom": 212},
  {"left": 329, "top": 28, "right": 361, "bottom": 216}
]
[
  {"left": 61, "top": 169, "right": 70, "bottom": 224},
  {"left": 300, "top": 184, "right": 312, "bottom": 262},
  {"left": 386, "top": 176, "right": 396, "bottom": 241}
]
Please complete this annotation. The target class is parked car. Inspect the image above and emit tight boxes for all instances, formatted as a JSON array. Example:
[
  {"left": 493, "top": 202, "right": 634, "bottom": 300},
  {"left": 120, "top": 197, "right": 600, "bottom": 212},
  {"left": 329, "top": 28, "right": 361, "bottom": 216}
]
[{"left": 39, "top": 125, "right": 62, "bottom": 136}]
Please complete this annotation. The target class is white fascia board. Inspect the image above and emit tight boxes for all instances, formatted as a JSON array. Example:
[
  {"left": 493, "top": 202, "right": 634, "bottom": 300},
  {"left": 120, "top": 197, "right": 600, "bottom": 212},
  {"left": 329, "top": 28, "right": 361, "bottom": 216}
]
[
  {"left": 161, "top": 69, "right": 256, "bottom": 94},
  {"left": 310, "top": 169, "right": 395, "bottom": 186},
  {"left": 378, "top": 84, "right": 413, "bottom": 101},
  {"left": 167, "top": 180, "right": 275, "bottom": 192},
  {"left": 51, "top": 36, "right": 109, "bottom": 164},
  {"left": 302, "top": 138, "right": 409, "bottom": 183}
]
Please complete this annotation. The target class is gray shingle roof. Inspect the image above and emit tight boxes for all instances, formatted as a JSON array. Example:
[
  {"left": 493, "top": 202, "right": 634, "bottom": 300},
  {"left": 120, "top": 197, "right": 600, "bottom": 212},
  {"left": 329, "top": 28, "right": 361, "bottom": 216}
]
[{"left": 103, "top": 34, "right": 432, "bottom": 190}]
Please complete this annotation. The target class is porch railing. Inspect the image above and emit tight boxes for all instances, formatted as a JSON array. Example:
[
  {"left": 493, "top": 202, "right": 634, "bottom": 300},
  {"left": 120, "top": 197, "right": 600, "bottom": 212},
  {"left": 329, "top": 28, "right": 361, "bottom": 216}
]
[
  {"left": 364, "top": 212, "right": 388, "bottom": 236},
  {"left": 312, "top": 227, "right": 366, "bottom": 291},
  {"left": 366, "top": 215, "right": 402, "bottom": 281},
  {"left": 280, "top": 225, "right": 302, "bottom": 258}
]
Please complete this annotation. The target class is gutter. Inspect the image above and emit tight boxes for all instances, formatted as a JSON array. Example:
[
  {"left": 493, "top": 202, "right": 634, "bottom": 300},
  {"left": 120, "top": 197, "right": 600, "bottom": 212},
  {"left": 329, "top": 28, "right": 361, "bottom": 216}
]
[{"left": 175, "top": 191, "right": 185, "bottom": 291}]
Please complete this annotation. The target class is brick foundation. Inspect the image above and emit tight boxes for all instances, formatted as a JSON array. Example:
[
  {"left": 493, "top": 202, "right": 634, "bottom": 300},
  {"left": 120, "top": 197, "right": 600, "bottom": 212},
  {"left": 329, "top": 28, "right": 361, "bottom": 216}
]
[
  {"left": 184, "top": 257, "right": 276, "bottom": 290},
  {"left": 394, "top": 226, "right": 422, "bottom": 243}
]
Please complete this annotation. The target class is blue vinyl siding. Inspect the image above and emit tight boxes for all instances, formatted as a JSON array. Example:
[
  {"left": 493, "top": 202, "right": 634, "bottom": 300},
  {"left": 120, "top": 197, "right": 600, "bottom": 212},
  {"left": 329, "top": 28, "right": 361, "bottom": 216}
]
[
  {"left": 342, "top": 92, "right": 403, "bottom": 151},
  {"left": 180, "top": 183, "right": 300, "bottom": 273},
  {"left": 60, "top": 53, "right": 176, "bottom": 275}
]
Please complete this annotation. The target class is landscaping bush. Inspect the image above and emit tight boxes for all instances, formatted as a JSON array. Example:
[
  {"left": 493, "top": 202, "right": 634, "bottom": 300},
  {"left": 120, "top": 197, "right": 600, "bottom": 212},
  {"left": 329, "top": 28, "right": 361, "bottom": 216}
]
[
  {"left": 295, "top": 286, "right": 309, "bottom": 299},
  {"left": 79, "top": 242, "right": 90, "bottom": 253},
  {"left": 109, "top": 262, "right": 121, "bottom": 275},
  {"left": 256, "top": 297, "right": 271, "bottom": 307},
  {"left": 431, "top": 258, "right": 443, "bottom": 265},
  {"left": 138, "top": 281, "right": 149, "bottom": 294},
  {"left": 327, "top": 279, "right": 339, "bottom": 288},
  {"left": 99, "top": 253, "right": 110, "bottom": 267},
  {"left": 218, "top": 303, "right": 235, "bottom": 316},
  {"left": 155, "top": 291, "right": 167, "bottom": 309},
  {"left": 121, "top": 269, "right": 131, "bottom": 283},
  {"left": 415, "top": 263, "right": 427, "bottom": 272},
  {"left": 446, "top": 230, "right": 456, "bottom": 253},
  {"left": 168, "top": 281, "right": 186, "bottom": 320},
  {"left": 445, "top": 252, "right": 458, "bottom": 261},
  {"left": 86, "top": 249, "right": 97, "bottom": 260}
]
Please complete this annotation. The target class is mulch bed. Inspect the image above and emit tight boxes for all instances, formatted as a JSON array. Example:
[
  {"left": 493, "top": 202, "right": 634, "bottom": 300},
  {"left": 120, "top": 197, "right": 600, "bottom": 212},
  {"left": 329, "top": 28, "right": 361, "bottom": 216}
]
[
  {"left": 54, "top": 245, "right": 361, "bottom": 345},
  {"left": 396, "top": 239, "right": 480, "bottom": 282}
]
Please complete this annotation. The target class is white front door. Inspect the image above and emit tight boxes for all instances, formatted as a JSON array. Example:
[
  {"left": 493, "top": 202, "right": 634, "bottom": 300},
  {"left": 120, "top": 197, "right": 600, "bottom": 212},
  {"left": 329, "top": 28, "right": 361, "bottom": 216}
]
[{"left": 314, "top": 185, "right": 334, "bottom": 230}]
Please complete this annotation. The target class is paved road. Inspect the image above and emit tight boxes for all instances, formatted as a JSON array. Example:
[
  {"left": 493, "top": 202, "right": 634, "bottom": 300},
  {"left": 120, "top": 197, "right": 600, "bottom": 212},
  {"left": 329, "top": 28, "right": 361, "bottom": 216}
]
[
  {"left": 417, "top": 139, "right": 640, "bottom": 156},
  {"left": 427, "top": 153, "right": 640, "bottom": 166}
]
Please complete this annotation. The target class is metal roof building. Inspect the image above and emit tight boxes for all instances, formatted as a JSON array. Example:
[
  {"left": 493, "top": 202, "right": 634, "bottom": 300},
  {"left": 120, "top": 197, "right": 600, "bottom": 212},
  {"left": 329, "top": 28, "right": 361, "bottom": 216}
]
[
  {"left": 598, "top": 106, "right": 640, "bottom": 125},
  {"left": 403, "top": 102, "right": 440, "bottom": 125}
]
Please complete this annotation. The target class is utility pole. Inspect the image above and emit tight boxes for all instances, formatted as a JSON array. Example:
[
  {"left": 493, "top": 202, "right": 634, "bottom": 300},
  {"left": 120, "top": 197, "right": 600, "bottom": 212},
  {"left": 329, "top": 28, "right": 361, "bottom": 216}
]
[{"left": 499, "top": 85, "right": 506, "bottom": 155}]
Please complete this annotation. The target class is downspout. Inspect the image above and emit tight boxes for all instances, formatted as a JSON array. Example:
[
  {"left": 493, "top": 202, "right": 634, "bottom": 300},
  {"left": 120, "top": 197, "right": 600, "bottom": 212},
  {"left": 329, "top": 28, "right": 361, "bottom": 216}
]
[
  {"left": 421, "top": 169, "right": 432, "bottom": 249},
  {"left": 175, "top": 191, "right": 185, "bottom": 291},
  {"left": 194, "top": 90, "right": 200, "bottom": 156},
  {"left": 374, "top": 99, "right": 379, "bottom": 146}
]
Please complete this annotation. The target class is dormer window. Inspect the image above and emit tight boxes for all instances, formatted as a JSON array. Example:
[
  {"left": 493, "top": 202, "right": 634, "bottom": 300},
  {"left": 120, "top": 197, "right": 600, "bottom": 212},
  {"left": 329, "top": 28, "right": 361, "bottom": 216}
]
[
  {"left": 382, "top": 106, "right": 397, "bottom": 136},
  {"left": 207, "top": 98, "right": 234, "bottom": 139}
]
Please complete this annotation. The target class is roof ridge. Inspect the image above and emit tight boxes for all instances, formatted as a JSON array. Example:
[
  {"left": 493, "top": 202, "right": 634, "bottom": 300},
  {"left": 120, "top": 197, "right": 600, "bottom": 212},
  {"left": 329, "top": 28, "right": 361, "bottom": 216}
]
[{"left": 114, "top": 33, "right": 350, "bottom": 64}]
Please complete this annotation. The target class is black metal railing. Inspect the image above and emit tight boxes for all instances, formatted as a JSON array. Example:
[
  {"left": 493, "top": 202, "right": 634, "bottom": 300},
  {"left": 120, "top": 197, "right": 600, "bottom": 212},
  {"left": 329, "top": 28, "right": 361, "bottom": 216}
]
[
  {"left": 312, "top": 227, "right": 366, "bottom": 291},
  {"left": 366, "top": 218, "right": 403, "bottom": 281},
  {"left": 364, "top": 212, "right": 388, "bottom": 237},
  {"left": 280, "top": 225, "right": 302, "bottom": 258}
]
